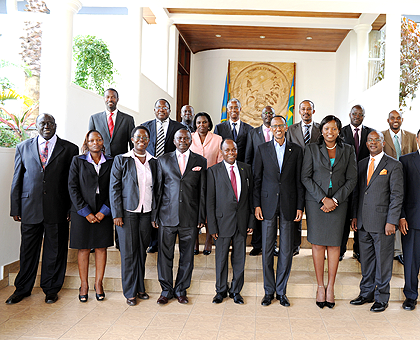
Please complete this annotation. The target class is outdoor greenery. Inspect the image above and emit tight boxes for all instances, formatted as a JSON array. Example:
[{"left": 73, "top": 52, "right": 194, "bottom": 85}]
[{"left": 73, "top": 35, "right": 117, "bottom": 95}]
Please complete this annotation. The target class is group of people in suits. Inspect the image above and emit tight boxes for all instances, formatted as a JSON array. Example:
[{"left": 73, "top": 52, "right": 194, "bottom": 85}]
[{"left": 6, "top": 88, "right": 420, "bottom": 314}]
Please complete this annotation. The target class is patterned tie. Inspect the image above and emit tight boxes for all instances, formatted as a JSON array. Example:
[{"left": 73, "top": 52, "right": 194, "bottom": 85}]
[
  {"left": 354, "top": 128, "right": 360, "bottom": 157},
  {"left": 393, "top": 135, "right": 401, "bottom": 160},
  {"left": 108, "top": 112, "right": 114, "bottom": 137},
  {"left": 156, "top": 121, "right": 165, "bottom": 157},
  {"left": 264, "top": 127, "right": 271, "bottom": 142},
  {"left": 367, "top": 158, "right": 374, "bottom": 185},
  {"left": 230, "top": 165, "right": 238, "bottom": 201},
  {"left": 232, "top": 123, "right": 238, "bottom": 141},
  {"left": 40, "top": 141, "right": 49, "bottom": 169},
  {"left": 304, "top": 124, "right": 310, "bottom": 145},
  {"left": 179, "top": 153, "right": 186, "bottom": 175}
]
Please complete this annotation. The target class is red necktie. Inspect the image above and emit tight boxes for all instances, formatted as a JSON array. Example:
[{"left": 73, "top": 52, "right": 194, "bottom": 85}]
[
  {"left": 40, "top": 141, "right": 49, "bottom": 169},
  {"left": 108, "top": 112, "right": 114, "bottom": 137},
  {"left": 230, "top": 165, "right": 238, "bottom": 201}
]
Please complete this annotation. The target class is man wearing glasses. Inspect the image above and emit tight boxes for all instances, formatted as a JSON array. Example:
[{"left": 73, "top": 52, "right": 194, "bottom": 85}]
[{"left": 254, "top": 115, "right": 305, "bottom": 307}]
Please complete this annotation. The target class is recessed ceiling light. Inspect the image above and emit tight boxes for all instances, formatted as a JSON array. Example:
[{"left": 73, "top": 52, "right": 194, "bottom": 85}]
[
  {"left": 260, "top": 35, "right": 265, "bottom": 39},
  {"left": 306, "top": 36, "right": 313, "bottom": 40},
  {"left": 215, "top": 34, "right": 222, "bottom": 38}
]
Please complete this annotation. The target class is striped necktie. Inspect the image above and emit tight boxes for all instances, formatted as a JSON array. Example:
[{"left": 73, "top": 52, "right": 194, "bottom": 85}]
[
  {"left": 156, "top": 121, "right": 165, "bottom": 157},
  {"left": 393, "top": 135, "right": 401, "bottom": 160},
  {"left": 304, "top": 124, "right": 310, "bottom": 145}
]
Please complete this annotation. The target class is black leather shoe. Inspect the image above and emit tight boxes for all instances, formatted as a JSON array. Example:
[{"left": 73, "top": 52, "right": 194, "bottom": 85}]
[
  {"left": 339, "top": 255, "right": 344, "bottom": 261},
  {"left": 402, "top": 298, "right": 417, "bottom": 311},
  {"left": 212, "top": 291, "right": 227, "bottom": 304},
  {"left": 277, "top": 294, "right": 290, "bottom": 307},
  {"left": 137, "top": 292, "right": 149, "bottom": 300},
  {"left": 203, "top": 250, "right": 211, "bottom": 255},
  {"left": 229, "top": 292, "right": 244, "bottom": 304},
  {"left": 293, "top": 250, "right": 300, "bottom": 256},
  {"left": 353, "top": 252, "right": 360, "bottom": 263},
  {"left": 45, "top": 293, "right": 58, "bottom": 304},
  {"left": 193, "top": 249, "right": 199, "bottom": 255},
  {"left": 126, "top": 297, "right": 137, "bottom": 306},
  {"left": 273, "top": 248, "right": 279, "bottom": 257},
  {"left": 147, "top": 245, "right": 158, "bottom": 253},
  {"left": 249, "top": 248, "right": 261, "bottom": 256},
  {"left": 394, "top": 255, "right": 404, "bottom": 265},
  {"left": 5, "top": 292, "right": 31, "bottom": 304},
  {"left": 350, "top": 295, "right": 374, "bottom": 305},
  {"left": 370, "top": 301, "right": 388, "bottom": 312},
  {"left": 261, "top": 294, "right": 274, "bottom": 306}
]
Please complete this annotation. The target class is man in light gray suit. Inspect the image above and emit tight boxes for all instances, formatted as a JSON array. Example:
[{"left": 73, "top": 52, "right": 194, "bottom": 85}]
[
  {"left": 350, "top": 131, "right": 403, "bottom": 312},
  {"left": 286, "top": 99, "right": 320, "bottom": 255}
]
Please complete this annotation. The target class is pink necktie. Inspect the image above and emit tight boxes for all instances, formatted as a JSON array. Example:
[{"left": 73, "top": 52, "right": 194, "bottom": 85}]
[
  {"left": 108, "top": 112, "right": 114, "bottom": 137},
  {"left": 264, "top": 127, "right": 271, "bottom": 142},
  {"left": 179, "top": 154, "right": 186, "bottom": 175},
  {"left": 230, "top": 165, "right": 238, "bottom": 200}
]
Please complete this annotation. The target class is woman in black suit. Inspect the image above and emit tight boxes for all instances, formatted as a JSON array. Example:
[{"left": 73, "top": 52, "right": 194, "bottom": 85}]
[
  {"left": 301, "top": 116, "right": 357, "bottom": 309},
  {"left": 110, "top": 126, "right": 157, "bottom": 306},
  {"left": 68, "top": 130, "right": 114, "bottom": 302}
]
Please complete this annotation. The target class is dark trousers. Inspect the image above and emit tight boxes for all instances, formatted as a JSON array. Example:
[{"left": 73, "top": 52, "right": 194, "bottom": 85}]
[
  {"left": 14, "top": 221, "right": 69, "bottom": 296},
  {"left": 251, "top": 219, "right": 262, "bottom": 249},
  {"left": 341, "top": 201, "right": 359, "bottom": 256},
  {"left": 149, "top": 227, "right": 159, "bottom": 249},
  {"left": 402, "top": 228, "right": 420, "bottom": 300},
  {"left": 117, "top": 211, "right": 152, "bottom": 299},
  {"left": 261, "top": 210, "right": 293, "bottom": 295},
  {"left": 215, "top": 229, "right": 246, "bottom": 294},
  {"left": 157, "top": 225, "right": 198, "bottom": 298},
  {"left": 359, "top": 227, "right": 394, "bottom": 303},
  {"left": 293, "top": 220, "right": 302, "bottom": 252}
]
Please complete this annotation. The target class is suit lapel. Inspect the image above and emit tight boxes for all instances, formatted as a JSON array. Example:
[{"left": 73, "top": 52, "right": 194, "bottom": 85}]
[
  {"left": 361, "top": 126, "right": 369, "bottom": 145},
  {"left": 401, "top": 130, "right": 408, "bottom": 154},
  {"left": 183, "top": 151, "right": 196, "bottom": 177},
  {"left": 367, "top": 156, "right": 387, "bottom": 189},
  {"left": 237, "top": 121, "right": 246, "bottom": 138},
  {"left": 100, "top": 112, "right": 111, "bottom": 140},
  {"left": 257, "top": 125, "right": 265, "bottom": 144},
  {"left": 296, "top": 124, "right": 305, "bottom": 146},
  {"left": 282, "top": 141, "right": 292, "bottom": 167},
  {"left": 220, "top": 162, "right": 236, "bottom": 200},
  {"left": 83, "top": 157, "right": 98, "bottom": 177},
  {"left": 333, "top": 144, "right": 343, "bottom": 167},
  {"left": 267, "top": 142, "right": 281, "bottom": 172},
  {"left": 112, "top": 112, "right": 124, "bottom": 142},
  {"left": 166, "top": 120, "right": 175, "bottom": 143},
  {"left": 384, "top": 130, "right": 396, "bottom": 153},
  {"left": 47, "top": 137, "right": 64, "bottom": 166},
  {"left": 30, "top": 137, "right": 43, "bottom": 168},
  {"left": 98, "top": 158, "right": 112, "bottom": 177},
  {"left": 224, "top": 121, "right": 234, "bottom": 139},
  {"left": 238, "top": 164, "right": 247, "bottom": 203},
  {"left": 319, "top": 144, "right": 330, "bottom": 165}
]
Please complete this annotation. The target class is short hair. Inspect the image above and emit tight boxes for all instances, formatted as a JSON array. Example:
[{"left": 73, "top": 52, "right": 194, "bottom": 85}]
[
  {"left": 350, "top": 104, "right": 365, "bottom": 114},
  {"left": 227, "top": 98, "right": 241, "bottom": 109},
  {"left": 270, "top": 115, "right": 287, "bottom": 125},
  {"left": 36, "top": 113, "right": 55, "bottom": 124},
  {"left": 181, "top": 105, "right": 194, "bottom": 114},
  {"left": 81, "top": 129, "right": 106, "bottom": 155},
  {"left": 367, "top": 130, "right": 384, "bottom": 141},
  {"left": 220, "top": 138, "right": 237, "bottom": 150},
  {"left": 154, "top": 98, "right": 171, "bottom": 110},
  {"left": 262, "top": 106, "right": 275, "bottom": 114},
  {"left": 299, "top": 100, "right": 315, "bottom": 110},
  {"left": 417, "top": 129, "right": 420, "bottom": 137},
  {"left": 193, "top": 112, "right": 213, "bottom": 131},
  {"left": 104, "top": 88, "right": 118, "bottom": 98},
  {"left": 388, "top": 110, "right": 401, "bottom": 118},
  {"left": 174, "top": 127, "right": 191, "bottom": 139},
  {"left": 131, "top": 125, "right": 150, "bottom": 138},
  {"left": 317, "top": 115, "right": 343, "bottom": 146}
]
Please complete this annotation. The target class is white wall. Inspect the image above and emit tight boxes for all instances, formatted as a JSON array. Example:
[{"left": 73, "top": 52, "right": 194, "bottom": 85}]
[
  {"left": 190, "top": 49, "right": 336, "bottom": 127},
  {"left": 0, "top": 147, "right": 21, "bottom": 279}
]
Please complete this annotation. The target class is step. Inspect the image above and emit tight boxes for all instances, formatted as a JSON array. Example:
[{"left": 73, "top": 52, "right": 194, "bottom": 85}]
[{"left": 9, "top": 249, "right": 408, "bottom": 301}]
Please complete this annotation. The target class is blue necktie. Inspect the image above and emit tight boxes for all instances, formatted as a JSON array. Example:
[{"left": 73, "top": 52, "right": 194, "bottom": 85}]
[{"left": 232, "top": 123, "right": 238, "bottom": 141}]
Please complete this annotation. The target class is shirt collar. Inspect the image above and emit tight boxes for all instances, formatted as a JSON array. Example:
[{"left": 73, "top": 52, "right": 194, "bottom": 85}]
[
  {"left": 87, "top": 152, "right": 106, "bottom": 165},
  {"left": 369, "top": 151, "right": 384, "bottom": 163},
  {"left": 107, "top": 109, "right": 118, "bottom": 115},
  {"left": 157, "top": 118, "right": 169, "bottom": 125},
  {"left": 38, "top": 134, "right": 57, "bottom": 145},
  {"left": 350, "top": 124, "right": 363, "bottom": 132},
  {"left": 129, "top": 149, "right": 154, "bottom": 162},
  {"left": 301, "top": 121, "right": 312, "bottom": 128},
  {"left": 176, "top": 149, "right": 190, "bottom": 159},
  {"left": 223, "top": 160, "right": 237, "bottom": 171},
  {"left": 273, "top": 138, "right": 286, "bottom": 149},
  {"left": 389, "top": 129, "right": 401, "bottom": 139}
]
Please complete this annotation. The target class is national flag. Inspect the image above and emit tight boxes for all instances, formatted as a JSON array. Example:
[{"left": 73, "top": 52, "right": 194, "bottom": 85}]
[
  {"left": 220, "top": 68, "right": 230, "bottom": 122},
  {"left": 286, "top": 76, "right": 295, "bottom": 126}
]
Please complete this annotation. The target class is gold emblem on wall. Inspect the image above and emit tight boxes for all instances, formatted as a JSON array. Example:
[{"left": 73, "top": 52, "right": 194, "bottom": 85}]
[{"left": 230, "top": 61, "right": 295, "bottom": 127}]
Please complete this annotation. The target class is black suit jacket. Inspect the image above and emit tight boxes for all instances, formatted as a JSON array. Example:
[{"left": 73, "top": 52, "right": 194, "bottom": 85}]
[
  {"left": 155, "top": 150, "right": 206, "bottom": 228},
  {"left": 353, "top": 154, "right": 403, "bottom": 233},
  {"left": 109, "top": 152, "right": 158, "bottom": 220},
  {"left": 207, "top": 161, "right": 255, "bottom": 238},
  {"left": 397, "top": 152, "right": 420, "bottom": 229},
  {"left": 88, "top": 110, "right": 135, "bottom": 157},
  {"left": 244, "top": 125, "right": 266, "bottom": 169},
  {"left": 341, "top": 124, "right": 373, "bottom": 162},
  {"left": 10, "top": 136, "right": 79, "bottom": 224},
  {"left": 68, "top": 154, "right": 113, "bottom": 217},
  {"left": 253, "top": 140, "right": 305, "bottom": 221},
  {"left": 141, "top": 118, "right": 184, "bottom": 156},
  {"left": 214, "top": 120, "right": 253, "bottom": 162}
]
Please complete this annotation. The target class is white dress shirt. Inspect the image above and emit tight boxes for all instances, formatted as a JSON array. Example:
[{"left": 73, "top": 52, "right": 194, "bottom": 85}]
[
  {"left": 106, "top": 109, "right": 118, "bottom": 126},
  {"left": 37, "top": 134, "right": 57, "bottom": 164},
  {"left": 367, "top": 151, "right": 385, "bottom": 176},
  {"left": 350, "top": 124, "right": 363, "bottom": 145}
]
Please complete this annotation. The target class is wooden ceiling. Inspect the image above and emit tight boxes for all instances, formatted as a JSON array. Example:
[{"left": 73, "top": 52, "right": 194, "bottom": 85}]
[{"left": 167, "top": 8, "right": 386, "bottom": 54}]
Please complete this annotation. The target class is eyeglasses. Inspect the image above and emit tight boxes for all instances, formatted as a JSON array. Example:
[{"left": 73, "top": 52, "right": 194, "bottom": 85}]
[
  {"left": 351, "top": 113, "right": 365, "bottom": 117},
  {"left": 271, "top": 124, "right": 286, "bottom": 129},
  {"left": 133, "top": 136, "right": 150, "bottom": 141},
  {"left": 262, "top": 111, "right": 274, "bottom": 116},
  {"left": 367, "top": 138, "right": 382, "bottom": 142}
]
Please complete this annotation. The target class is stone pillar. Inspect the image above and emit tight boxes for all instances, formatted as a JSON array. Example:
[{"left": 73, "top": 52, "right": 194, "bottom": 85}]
[
  {"left": 353, "top": 23, "right": 372, "bottom": 93},
  {"left": 39, "top": 0, "right": 82, "bottom": 139}
]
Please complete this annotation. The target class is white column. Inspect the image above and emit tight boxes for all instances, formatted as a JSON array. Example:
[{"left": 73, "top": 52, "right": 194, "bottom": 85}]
[
  {"left": 353, "top": 23, "right": 372, "bottom": 94},
  {"left": 384, "top": 12, "right": 401, "bottom": 110},
  {"left": 39, "top": 0, "right": 82, "bottom": 138},
  {"left": 165, "top": 18, "right": 174, "bottom": 94}
]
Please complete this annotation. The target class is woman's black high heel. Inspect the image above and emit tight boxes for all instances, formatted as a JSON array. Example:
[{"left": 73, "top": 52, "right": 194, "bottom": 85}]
[
  {"left": 316, "top": 285, "right": 325, "bottom": 309},
  {"left": 79, "top": 287, "right": 88, "bottom": 303},
  {"left": 94, "top": 284, "right": 105, "bottom": 301}
]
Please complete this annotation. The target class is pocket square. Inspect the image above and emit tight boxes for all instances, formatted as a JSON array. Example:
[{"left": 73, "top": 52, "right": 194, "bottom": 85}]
[
  {"left": 379, "top": 169, "right": 387, "bottom": 175},
  {"left": 192, "top": 166, "right": 202, "bottom": 171}
]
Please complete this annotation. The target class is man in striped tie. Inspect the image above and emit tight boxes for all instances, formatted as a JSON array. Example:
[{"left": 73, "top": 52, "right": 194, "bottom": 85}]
[
  {"left": 142, "top": 99, "right": 184, "bottom": 253},
  {"left": 382, "top": 110, "right": 418, "bottom": 265}
]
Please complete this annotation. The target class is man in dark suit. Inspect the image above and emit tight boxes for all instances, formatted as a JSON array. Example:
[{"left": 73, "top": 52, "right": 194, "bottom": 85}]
[
  {"left": 245, "top": 105, "right": 274, "bottom": 256},
  {"left": 340, "top": 104, "right": 374, "bottom": 261},
  {"left": 88, "top": 88, "right": 135, "bottom": 157},
  {"left": 350, "top": 131, "right": 403, "bottom": 312},
  {"left": 286, "top": 99, "right": 320, "bottom": 256},
  {"left": 6, "top": 114, "right": 78, "bottom": 305},
  {"left": 398, "top": 129, "right": 420, "bottom": 310},
  {"left": 254, "top": 115, "right": 305, "bottom": 307},
  {"left": 153, "top": 128, "right": 206, "bottom": 305},
  {"left": 382, "top": 110, "right": 418, "bottom": 265},
  {"left": 207, "top": 139, "right": 254, "bottom": 304},
  {"left": 214, "top": 98, "right": 253, "bottom": 162},
  {"left": 180, "top": 105, "right": 195, "bottom": 133},
  {"left": 142, "top": 99, "right": 184, "bottom": 253}
]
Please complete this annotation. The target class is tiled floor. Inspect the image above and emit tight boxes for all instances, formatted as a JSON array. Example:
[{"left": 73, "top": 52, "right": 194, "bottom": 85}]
[{"left": 1, "top": 285, "right": 420, "bottom": 340}]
